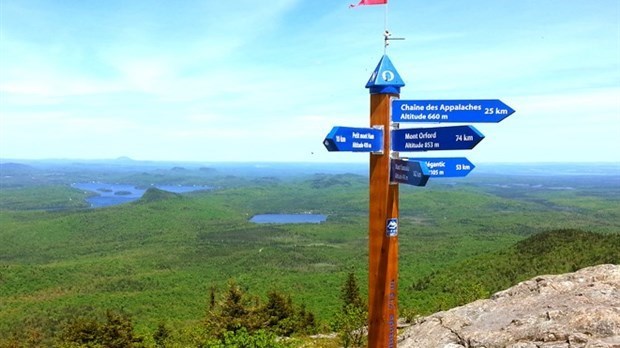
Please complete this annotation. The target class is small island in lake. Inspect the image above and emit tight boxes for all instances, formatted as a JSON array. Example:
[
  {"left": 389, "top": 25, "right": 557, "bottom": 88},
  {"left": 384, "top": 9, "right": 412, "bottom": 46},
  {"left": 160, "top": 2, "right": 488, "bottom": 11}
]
[{"left": 114, "top": 191, "right": 133, "bottom": 196}]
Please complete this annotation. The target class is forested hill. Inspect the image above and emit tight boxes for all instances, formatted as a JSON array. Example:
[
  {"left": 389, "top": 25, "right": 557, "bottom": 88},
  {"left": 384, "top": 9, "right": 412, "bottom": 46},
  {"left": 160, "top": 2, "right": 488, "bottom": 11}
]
[
  {"left": 0, "top": 163, "right": 618, "bottom": 347},
  {"left": 405, "top": 229, "right": 620, "bottom": 316},
  {"left": 136, "top": 188, "right": 181, "bottom": 203}
]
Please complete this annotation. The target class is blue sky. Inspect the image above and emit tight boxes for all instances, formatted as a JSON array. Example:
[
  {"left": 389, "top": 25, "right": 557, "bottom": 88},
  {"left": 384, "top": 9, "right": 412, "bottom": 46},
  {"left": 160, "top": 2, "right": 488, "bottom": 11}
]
[{"left": 1, "top": 0, "right": 618, "bottom": 163}]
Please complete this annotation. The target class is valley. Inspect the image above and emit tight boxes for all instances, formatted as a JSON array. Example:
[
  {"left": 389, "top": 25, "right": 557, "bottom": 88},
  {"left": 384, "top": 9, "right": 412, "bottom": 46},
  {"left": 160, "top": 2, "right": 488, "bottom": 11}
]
[{"left": 0, "top": 160, "right": 618, "bottom": 346}]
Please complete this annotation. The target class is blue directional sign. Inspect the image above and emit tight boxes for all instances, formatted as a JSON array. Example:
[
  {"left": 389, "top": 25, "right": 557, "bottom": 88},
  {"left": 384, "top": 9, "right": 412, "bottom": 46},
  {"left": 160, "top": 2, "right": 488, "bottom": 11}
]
[
  {"left": 392, "top": 99, "right": 515, "bottom": 123},
  {"left": 408, "top": 157, "right": 475, "bottom": 177},
  {"left": 323, "top": 126, "right": 383, "bottom": 152},
  {"left": 390, "top": 159, "right": 430, "bottom": 187},
  {"left": 391, "top": 125, "right": 484, "bottom": 152}
]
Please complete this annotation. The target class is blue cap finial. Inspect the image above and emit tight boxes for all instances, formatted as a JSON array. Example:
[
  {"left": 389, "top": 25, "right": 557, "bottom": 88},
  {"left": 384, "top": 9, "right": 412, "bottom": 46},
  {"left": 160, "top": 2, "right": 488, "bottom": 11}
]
[{"left": 365, "top": 55, "right": 405, "bottom": 94}]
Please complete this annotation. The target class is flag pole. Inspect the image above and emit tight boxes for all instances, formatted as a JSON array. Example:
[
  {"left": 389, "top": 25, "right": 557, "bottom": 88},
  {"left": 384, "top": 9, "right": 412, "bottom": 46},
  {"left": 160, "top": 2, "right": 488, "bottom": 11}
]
[
  {"left": 384, "top": 1, "right": 388, "bottom": 33},
  {"left": 383, "top": 2, "right": 388, "bottom": 53},
  {"left": 383, "top": 2, "right": 404, "bottom": 53}
]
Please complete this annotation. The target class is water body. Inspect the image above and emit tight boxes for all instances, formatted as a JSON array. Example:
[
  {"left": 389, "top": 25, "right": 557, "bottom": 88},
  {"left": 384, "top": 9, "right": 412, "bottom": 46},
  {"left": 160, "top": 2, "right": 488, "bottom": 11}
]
[
  {"left": 250, "top": 214, "right": 327, "bottom": 224},
  {"left": 72, "top": 182, "right": 210, "bottom": 208}
]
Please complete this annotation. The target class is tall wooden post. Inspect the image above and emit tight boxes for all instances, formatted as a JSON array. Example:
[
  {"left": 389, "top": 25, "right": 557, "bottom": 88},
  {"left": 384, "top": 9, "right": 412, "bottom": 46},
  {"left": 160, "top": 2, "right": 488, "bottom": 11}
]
[
  {"left": 325, "top": 53, "right": 504, "bottom": 346},
  {"left": 366, "top": 55, "right": 404, "bottom": 348}
]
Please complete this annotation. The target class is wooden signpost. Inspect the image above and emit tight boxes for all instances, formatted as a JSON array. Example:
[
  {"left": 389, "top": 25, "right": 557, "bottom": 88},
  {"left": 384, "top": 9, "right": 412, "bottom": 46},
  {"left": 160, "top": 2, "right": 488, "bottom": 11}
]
[
  {"left": 323, "top": 54, "right": 514, "bottom": 347},
  {"left": 366, "top": 55, "right": 403, "bottom": 348}
]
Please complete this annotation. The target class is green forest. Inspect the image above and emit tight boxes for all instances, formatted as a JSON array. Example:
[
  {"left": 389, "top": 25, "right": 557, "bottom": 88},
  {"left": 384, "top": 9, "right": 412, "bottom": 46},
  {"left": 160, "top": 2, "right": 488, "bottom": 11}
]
[{"left": 0, "top": 161, "right": 618, "bottom": 347}]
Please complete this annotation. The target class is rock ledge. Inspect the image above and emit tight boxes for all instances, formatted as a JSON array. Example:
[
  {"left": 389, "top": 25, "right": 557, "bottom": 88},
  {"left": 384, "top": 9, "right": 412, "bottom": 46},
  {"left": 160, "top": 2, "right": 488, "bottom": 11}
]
[{"left": 399, "top": 264, "right": 620, "bottom": 348}]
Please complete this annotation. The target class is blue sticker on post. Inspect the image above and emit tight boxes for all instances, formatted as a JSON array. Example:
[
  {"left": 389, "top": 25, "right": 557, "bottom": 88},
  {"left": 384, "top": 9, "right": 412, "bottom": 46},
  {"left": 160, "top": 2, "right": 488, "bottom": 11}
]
[{"left": 386, "top": 218, "right": 398, "bottom": 237}]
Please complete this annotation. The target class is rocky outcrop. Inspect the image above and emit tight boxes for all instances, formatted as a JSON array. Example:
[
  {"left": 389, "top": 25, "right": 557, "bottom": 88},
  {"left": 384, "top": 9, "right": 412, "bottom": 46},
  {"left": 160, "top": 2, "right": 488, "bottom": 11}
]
[{"left": 399, "top": 264, "right": 620, "bottom": 348}]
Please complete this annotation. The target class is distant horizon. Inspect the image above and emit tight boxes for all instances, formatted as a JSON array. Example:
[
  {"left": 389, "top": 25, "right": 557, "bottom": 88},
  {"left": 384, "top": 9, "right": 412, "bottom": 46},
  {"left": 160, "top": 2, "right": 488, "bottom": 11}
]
[
  {"left": 2, "top": 156, "right": 619, "bottom": 166},
  {"left": 1, "top": 1, "right": 618, "bottom": 163}
]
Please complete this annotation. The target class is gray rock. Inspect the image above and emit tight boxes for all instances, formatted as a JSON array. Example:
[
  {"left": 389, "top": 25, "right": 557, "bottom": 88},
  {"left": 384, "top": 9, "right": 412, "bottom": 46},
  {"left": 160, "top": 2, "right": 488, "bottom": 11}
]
[{"left": 398, "top": 264, "right": 620, "bottom": 348}]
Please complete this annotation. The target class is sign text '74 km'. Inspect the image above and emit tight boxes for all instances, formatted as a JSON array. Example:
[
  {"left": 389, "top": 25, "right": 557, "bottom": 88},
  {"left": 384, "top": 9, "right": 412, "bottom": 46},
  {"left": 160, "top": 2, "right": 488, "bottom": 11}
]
[{"left": 391, "top": 125, "right": 484, "bottom": 152}]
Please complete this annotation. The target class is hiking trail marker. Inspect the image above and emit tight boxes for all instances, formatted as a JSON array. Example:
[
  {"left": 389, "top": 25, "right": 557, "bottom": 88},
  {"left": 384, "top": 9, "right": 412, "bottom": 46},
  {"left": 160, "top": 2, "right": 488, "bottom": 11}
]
[
  {"left": 409, "top": 157, "right": 476, "bottom": 177},
  {"left": 323, "top": 126, "right": 384, "bottom": 153},
  {"left": 392, "top": 99, "right": 515, "bottom": 123},
  {"left": 390, "top": 159, "right": 430, "bottom": 186},
  {"left": 391, "top": 125, "right": 484, "bottom": 152},
  {"left": 322, "top": 54, "right": 514, "bottom": 348}
]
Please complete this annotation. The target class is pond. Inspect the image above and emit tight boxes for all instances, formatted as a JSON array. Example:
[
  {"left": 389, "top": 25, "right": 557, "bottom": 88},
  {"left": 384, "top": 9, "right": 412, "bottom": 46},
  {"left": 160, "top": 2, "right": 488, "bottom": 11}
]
[
  {"left": 249, "top": 214, "right": 327, "bottom": 224},
  {"left": 71, "top": 182, "right": 211, "bottom": 208}
]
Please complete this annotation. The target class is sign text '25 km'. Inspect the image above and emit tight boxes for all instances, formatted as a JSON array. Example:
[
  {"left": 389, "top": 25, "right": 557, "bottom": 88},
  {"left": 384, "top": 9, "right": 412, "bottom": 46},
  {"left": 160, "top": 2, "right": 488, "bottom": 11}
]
[{"left": 392, "top": 99, "right": 515, "bottom": 123}]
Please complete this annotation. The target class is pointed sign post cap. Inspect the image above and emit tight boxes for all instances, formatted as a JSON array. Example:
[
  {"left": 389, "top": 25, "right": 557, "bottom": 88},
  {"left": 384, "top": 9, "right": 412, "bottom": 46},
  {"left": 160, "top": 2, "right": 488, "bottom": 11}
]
[{"left": 365, "top": 54, "right": 405, "bottom": 94}]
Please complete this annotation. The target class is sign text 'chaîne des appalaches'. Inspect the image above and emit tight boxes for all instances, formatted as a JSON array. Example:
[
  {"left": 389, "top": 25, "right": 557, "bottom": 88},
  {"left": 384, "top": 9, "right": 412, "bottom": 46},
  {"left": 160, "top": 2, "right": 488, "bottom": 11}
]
[{"left": 392, "top": 99, "right": 515, "bottom": 123}]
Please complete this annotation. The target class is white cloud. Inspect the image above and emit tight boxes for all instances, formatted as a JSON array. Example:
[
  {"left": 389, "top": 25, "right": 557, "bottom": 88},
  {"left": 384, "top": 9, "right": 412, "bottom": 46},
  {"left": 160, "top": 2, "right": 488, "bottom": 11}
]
[{"left": 1, "top": 0, "right": 618, "bottom": 162}]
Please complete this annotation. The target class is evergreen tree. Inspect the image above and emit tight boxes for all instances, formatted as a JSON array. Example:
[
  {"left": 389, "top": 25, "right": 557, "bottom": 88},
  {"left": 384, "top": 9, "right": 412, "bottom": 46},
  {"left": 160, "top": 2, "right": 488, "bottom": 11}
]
[
  {"left": 262, "top": 291, "right": 294, "bottom": 335},
  {"left": 57, "top": 309, "right": 142, "bottom": 347},
  {"left": 209, "top": 285, "right": 217, "bottom": 311},
  {"left": 341, "top": 271, "right": 365, "bottom": 311},
  {"left": 206, "top": 280, "right": 261, "bottom": 338},
  {"left": 222, "top": 282, "right": 248, "bottom": 320},
  {"left": 334, "top": 271, "right": 367, "bottom": 347},
  {"left": 153, "top": 322, "right": 171, "bottom": 348},
  {"left": 296, "top": 303, "right": 317, "bottom": 335},
  {"left": 100, "top": 310, "right": 143, "bottom": 348}
]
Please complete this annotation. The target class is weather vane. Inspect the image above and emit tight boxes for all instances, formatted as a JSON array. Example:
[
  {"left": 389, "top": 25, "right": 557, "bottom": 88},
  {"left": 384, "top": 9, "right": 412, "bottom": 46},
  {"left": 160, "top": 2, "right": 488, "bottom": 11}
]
[
  {"left": 350, "top": 1, "right": 405, "bottom": 53},
  {"left": 384, "top": 30, "right": 405, "bottom": 53}
]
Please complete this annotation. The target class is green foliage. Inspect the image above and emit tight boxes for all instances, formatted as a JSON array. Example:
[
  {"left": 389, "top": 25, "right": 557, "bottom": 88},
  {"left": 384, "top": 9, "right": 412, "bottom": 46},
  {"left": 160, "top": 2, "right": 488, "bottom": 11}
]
[
  {"left": 333, "top": 272, "right": 367, "bottom": 348},
  {"left": 57, "top": 309, "right": 143, "bottom": 347},
  {"left": 295, "top": 304, "right": 317, "bottom": 335},
  {"left": 0, "top": 185, "right": 90, "bottom": 210},
  {"left": 333, "top": 305, "right": 366, "bottom": 348},
  {"left": 204, "top": 328, "right": 294, "bottom": 348},
  {"left": 206, "top": 281, "right": 261, "bottom": 337},
  {"left": 209, "top": 286, "right": 217, "bottom": 311},
  {"left": 0, "top": 163, "right": 618, "bottom": 347},
  {"left": 152, "top": 323, "right": 171, "bottom": 348},
  {"left": 205, "top": 282, "right": 318, "bottom": 340},
  {"left": 262, "top": 291, "right": 295, "bottom": 336},
  {"left": 136, "top": 188, "right": 181, "bottom": 204},
  {"left": 406, "top": 229, "right": 620, "bottom": 314},
  {"left": 307, "top": 174, "right": 364, "bottom": 189},
  {"left": 341, "top": 271, "right": 365, "bottom": 311}
]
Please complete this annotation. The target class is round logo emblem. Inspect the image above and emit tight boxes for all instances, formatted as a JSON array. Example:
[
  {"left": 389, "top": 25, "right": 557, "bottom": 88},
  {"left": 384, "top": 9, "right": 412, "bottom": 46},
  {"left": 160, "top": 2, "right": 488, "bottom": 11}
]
[{"left": 382, "top": 70, "right": 395, "bottom": 82}]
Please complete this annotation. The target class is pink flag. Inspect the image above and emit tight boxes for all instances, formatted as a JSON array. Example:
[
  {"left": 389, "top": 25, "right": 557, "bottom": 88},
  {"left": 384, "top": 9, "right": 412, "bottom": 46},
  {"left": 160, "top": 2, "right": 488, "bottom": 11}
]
[{"left": 350, "top": 0, "right": 387, "bottom": 7}]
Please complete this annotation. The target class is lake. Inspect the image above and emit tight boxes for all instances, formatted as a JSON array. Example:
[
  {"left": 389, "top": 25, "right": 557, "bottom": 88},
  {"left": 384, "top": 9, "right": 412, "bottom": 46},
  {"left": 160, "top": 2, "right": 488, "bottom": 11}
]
[
  {"left": 71, "top": 182, "right": 211, "bottom": 208},
  {"left": 250, "top": 214, "right": 327, "bottom": 224}
]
